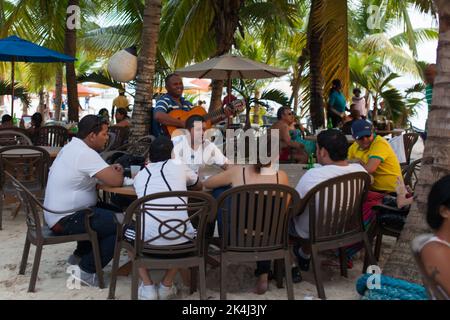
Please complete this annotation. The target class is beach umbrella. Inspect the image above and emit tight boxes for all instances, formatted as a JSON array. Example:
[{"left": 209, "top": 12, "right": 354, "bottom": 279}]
[
  {"left": 175, "top": 54, "right": 289, "bottom": 127},
  {"left": 0, "top": 35, "right": 76, "bottom": 115},
  {"left": 175, "top": 54, "right": 288, "bottom": 105},
  {"left": 62, "top": 84, "right": 100, "bottom": 97}
]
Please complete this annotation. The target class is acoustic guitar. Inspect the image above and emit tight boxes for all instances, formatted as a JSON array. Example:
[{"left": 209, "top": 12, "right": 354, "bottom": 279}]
[{"left": 163, "top": 99, "right": 245, "bottom": 136}]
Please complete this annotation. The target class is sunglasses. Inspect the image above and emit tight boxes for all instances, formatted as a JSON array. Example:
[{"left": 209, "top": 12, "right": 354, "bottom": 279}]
[{"left": 357, "top": 135, "right": 371, "bottom": 140}]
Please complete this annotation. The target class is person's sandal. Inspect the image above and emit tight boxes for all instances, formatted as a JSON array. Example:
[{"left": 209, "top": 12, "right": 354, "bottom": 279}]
[{"left": 291, "top": 266, "right": 302, "bottom": 283}]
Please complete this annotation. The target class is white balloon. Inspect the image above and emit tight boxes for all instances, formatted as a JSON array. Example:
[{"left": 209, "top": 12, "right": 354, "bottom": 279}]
[{"left": 107, "top": 49, "right": 138, "bottom": 82}]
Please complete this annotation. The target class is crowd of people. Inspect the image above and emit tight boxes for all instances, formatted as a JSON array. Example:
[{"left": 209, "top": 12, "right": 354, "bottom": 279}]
[{"left": 3, "top": 68, "right": 447, "bottom": 301}]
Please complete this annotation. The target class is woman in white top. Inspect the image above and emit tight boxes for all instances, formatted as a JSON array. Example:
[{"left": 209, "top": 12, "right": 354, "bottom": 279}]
[
  {"left": 420, "top": 175, "right": 450, "bottom": 297},
  {"left": 204, "top": 136, "right": 289, "bottom": 295}
]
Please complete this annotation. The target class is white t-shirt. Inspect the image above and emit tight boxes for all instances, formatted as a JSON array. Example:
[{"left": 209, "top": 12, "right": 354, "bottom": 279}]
[
  {"left": 132, "top": 159, "right": 199, "bottom": 246},
  {"left": 172, "top": 135, "right": 228, "bottom": 173},
  {"left": 44, "top": 138, "right": 109, "bottom": 228},
  {"left": 293, "top": 163, "right": 367, "bottom": 239},
  {"left": 352, "top": 96, "right": 367, "bottom": 117}
]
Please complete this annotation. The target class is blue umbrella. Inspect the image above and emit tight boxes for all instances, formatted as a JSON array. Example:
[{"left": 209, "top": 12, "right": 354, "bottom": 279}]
[{"left": 0, "top": 35, "right": 76, "bottom": 115}]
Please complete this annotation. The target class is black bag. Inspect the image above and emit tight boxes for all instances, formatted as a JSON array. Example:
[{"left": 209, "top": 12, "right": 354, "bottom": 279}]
[
  {"left": 109, "top": 153, "right": 145, "bottom": 177},
  {"left": 376, "top": 195, "right": 410, "bottom": 231}
]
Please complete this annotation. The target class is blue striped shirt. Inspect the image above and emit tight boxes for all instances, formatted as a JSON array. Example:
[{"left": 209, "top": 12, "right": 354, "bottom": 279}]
[{"left": 152, "top": 94, "right": 193, "bottom": 137}]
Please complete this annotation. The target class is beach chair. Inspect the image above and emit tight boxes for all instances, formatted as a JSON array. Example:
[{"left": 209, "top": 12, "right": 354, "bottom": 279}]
[
  {"left": 104, "top": 125, "right": 130, "bottom": 151},
  {"left": 215, "top": 184, "right": 301, "bottom": 300},
  {"left": 402, "top": 132, "right": 419, "bottom": 166},
  {"left": 290, "top": 172, "right": 375, "bottom": 299},
  {"left": 373, "top": 157, "right": 430, "bottom": 261},
  {"left": 35, "top": 125, "right": 68, "bottom": 147},
  {"left": 4, "top": 171, "right": 104, "bottom": 292},
  {"left": 0, "top": 129, "right": 32, "bottom": 146},
  {"left": 0, "top": 146, "right": 50, "bottom": 230},
  {"left": 108, "top": 191, "right": 216, "bottom": 300}
]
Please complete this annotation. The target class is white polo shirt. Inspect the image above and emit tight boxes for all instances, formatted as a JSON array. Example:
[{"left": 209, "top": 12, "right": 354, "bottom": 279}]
[
  {"left": 129, "top": 159, "right": 198, "bottom": 246},
  {"left": 172, "top": 135, "right": 228, "bottom": 173},
  {"left": 44, "top": 138, "right": 109, "bottom": 228}
]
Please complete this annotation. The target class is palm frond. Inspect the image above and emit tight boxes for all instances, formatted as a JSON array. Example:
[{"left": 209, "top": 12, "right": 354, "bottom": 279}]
[
  {"left": 390, "top": 28, "right": 438, "bottom": 48},
  {"left": 77, "top": 71, "right": 125, "bottom": 91},
  {"left": 259, "top": 88, "right": 289, "bottom": 107},
  {"left": 309, "top": 0, "right": 349, "bottom": 98},
  {"left": 0, "top": 79, "right": 30, "bottom": 109}
]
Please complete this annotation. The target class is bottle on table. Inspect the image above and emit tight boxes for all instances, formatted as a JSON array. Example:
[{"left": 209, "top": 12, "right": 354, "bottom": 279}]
[
  {"left": 306, "top": 153, "right": 314, "bottom": 170},
  {"left": 327, "top": 117, "right": 334, "bottom": 129},
  {"left": 12, "top": 113, "right": 18, "bottom": 126}
]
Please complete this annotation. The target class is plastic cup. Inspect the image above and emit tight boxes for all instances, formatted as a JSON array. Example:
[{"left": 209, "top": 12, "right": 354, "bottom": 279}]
[{"left": 130, "top": 165, "right": 141, "bottom": 179}]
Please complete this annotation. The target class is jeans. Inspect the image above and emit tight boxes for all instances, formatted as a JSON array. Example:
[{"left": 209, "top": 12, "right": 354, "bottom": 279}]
[
  {"left": 212, "top": 186, "right": 232, "bottom": 238},
  {"left": 56, "top": 204, "right": 120, "bottom": 273}
]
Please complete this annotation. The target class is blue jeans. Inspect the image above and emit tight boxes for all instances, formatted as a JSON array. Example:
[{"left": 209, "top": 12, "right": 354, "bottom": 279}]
[
  {"left": 212, "top": 186, "right": 232, "bottom": 238},
  {"left": 56, "top": 205, "right": 119, "bottom": 273}
]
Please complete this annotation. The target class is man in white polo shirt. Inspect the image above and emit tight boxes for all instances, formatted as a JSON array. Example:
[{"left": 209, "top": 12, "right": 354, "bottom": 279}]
[
  {"left": 172, "top": 115, "right": 229, "bottom": 173},
  {"left": 44, "top": 115, "right": 124, "bottom": 286}
]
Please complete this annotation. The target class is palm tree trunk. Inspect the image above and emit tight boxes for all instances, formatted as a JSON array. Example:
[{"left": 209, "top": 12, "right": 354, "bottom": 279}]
[
  {"left": 38, "top": 89, "right": 45, "bottom": 117},
  {"left": 383, "top": 0, "right": 450, "bottom": 282},
  {"left": 131, "top": 0, "right": 162, "bottom": 140},
  {"left": 209, "top": 0, "right": 244, "bottom": 112},
  {"left": 54, "top": 66, "right": 63, "bottom": 121},
  {"left": 0, "top": 75, "right": 5, "bottom": 106},
  {"left": 290, "top": 53, "right": 307, "bottom": 115},
  {"left": 308, "top": 0, "right": 325, "bottom": 129},
  {"left": 64, "top": 0, "right": 79, "bottom": 122}
]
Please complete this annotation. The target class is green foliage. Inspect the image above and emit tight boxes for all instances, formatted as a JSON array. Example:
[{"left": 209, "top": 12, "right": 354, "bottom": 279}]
[{"left": 0, "top": 79, "right": 30, "bottom": 109}]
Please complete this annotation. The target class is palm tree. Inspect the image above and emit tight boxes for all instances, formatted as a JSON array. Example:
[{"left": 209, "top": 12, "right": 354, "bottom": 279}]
[
  {"left": 131, "top": 0, "right": 162, "bottom": 140},
  {"left": 64, "top": 0, "right": 80, "bottom": 122},
  {"left": 308, "top": 0, "right": 436, "bottom": 129},
  {"left": 159, "top": 0, "right": 301, "bottom": 112},
  {"left": 382, "top": 0, "right": 449, "bottom": 283}
]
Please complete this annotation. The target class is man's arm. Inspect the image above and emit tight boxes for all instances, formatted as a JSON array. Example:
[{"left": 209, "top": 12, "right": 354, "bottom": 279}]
[
  {"left": 360, "top": 157, "right": 381, "bottom": 174},
  {"left": 95, "top": 164, "right": 124, "bottom": 187},
  {"left": 154, "top": 111, "right": 185, "bottom": 128}
]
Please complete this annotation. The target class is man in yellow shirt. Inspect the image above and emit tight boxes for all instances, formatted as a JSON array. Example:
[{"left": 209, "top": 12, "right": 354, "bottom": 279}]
[
  {"left": 348, "top": 120, "right": 402, "bottom": 193},
  {"left": 112, "top": 89, "right": 130, "bottom": 110}
]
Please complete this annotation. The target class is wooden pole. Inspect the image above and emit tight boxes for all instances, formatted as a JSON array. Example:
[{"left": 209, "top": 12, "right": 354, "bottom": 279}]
[{"left": 11, "top": 58, "right": 15, "bottom": 116}]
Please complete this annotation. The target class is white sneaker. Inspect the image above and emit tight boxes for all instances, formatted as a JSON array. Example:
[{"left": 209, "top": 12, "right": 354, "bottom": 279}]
[
  {"left": 138, "top": 283, "right": 158, "bottom": 300},
  {"left": 158, "top": 283, "right": 178, "bottom": 300},
  {"left": 71, "top": 268, "right": 99, "bottom": 287}
]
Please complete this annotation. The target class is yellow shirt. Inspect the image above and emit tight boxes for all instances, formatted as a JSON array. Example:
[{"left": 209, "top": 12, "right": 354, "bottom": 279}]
[
  {"left": 348, "top": 135, "right": 402, "bottom": 193},
  {"left": 250, "top": 106, "right": 266, "bottom": 126},
  {"left": 113, "top": 95, "right": 129, "bottom": 109}
]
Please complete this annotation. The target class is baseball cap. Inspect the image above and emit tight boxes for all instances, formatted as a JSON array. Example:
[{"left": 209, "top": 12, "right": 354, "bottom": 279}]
[{"left": 351, "top": 120, "right": 373, "bottom": 139}]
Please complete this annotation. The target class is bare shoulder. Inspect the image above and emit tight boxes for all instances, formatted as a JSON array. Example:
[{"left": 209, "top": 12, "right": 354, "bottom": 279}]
[
  {"left": 271, "top": 121, "right": 287, "bottom": 130},
  {"left": 421, "top": 241, "right": 450, "bottom": 268}
]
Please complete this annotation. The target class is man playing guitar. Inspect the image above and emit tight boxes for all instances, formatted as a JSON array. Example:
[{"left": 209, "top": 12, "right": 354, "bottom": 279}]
[{"left": 152, "top": 73, "right": 236, "bottom": 137}]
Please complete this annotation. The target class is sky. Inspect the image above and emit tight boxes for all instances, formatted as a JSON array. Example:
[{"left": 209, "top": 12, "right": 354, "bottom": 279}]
[{"left": 390, "top": 9, "right": 438, "bottom": 129}]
